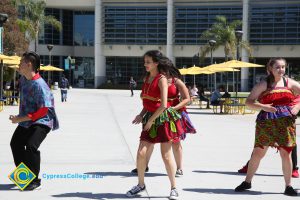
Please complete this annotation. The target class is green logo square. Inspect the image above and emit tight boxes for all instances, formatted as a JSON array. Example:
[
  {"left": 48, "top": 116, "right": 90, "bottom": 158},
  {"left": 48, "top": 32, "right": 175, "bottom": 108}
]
[{"left": 8, "top": 162, "right": 36, "bottom": 190}]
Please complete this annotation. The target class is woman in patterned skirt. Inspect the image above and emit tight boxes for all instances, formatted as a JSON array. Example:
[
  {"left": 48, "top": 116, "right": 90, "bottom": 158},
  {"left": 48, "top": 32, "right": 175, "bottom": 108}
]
[
  {"left": 235, "top": 57, "right": 300, "bottom": 196},
  {"left": 126, "top": 50, "right": 183, "bottom": 200},
  {"left": 130, "top": 57, "right": 196, "bottom": 177}
]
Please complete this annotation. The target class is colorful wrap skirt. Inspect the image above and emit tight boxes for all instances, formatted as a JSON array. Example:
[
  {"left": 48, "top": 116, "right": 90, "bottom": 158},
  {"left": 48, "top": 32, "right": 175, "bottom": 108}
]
[
  {"left": 140, "top": 107, "right": 184, "bottom": 143},
  {"left": 255, "top": 105, "right": 296, "bottom": 150},
  {"left": 179, "top": 110, "right": 196, "bottom": 140}
]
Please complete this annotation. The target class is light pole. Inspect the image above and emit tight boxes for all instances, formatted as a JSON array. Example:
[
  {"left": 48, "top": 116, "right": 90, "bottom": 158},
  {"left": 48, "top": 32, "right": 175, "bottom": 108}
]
[
  {"left": 47, "top": 44, "right": 54, "bottom": 65},
  {"left": 208, "top": 39, "right": 216, "bottom": 90},
  {"left": 67, "top": 56, "right": 75, "bottom": 86},
  {"left": 0, "top": 13, "right": 8, "bottom": 100},
  {"left": 235, "top": 30, "right": 243, "bottom": 96},
  {"left": 46, "top": 44, "right": 54, "bottom": 85}
]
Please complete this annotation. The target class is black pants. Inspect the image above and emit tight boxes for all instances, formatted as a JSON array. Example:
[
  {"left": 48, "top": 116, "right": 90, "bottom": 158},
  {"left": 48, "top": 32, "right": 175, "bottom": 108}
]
[
  {"left": 130, "top": 88, "right": 134, "bottom": 96},
  {"left": 292, "top": 145, "right": 298, "bottom": 170},
  {"left": 10, "top": 124, "right": 50, "bottom": 179}
]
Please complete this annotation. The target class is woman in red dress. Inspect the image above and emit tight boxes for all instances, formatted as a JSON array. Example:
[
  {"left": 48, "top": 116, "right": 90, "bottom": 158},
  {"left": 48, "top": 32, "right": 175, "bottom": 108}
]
[{"left": 126, "top": 50, "right": 183, "bottom": 199}]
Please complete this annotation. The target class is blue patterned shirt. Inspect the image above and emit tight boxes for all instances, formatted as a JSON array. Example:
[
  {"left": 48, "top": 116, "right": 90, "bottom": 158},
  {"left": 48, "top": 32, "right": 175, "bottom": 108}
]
[{"left": 18, "top": 74, "right": 59, "bottom": 130}]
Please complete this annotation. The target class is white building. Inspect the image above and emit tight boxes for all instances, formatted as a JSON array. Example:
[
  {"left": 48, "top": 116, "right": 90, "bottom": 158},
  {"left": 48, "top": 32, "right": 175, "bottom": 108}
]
[{"left": 37, "top": 0, "right": 300, "bottom": 91}]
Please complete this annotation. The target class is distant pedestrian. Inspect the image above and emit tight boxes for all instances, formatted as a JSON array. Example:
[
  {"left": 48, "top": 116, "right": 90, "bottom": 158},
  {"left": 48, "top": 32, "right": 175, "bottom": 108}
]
[
  {"left": 9, "top": 51, "right": 59, "bottom": 191},
  {"left": 60, "top": 74, "right": 69, "bottom": 102},
  {"left": 129, "top": 76, "right": 137, "bottom": 97}
]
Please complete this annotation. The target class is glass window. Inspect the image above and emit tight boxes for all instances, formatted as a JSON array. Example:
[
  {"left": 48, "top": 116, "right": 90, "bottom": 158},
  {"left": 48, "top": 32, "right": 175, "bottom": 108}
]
[
  {"left": 104, "top": 6, "right": 167, "bottom": 44},
  {"left": 250, "top": 3, "right": 300, "bottom": 44},
  {"left": 74, "top": 11, "right": 95, "bottom": 46},
  {"left": 175, "top": 6, "right": 243, "bottom": 45}
]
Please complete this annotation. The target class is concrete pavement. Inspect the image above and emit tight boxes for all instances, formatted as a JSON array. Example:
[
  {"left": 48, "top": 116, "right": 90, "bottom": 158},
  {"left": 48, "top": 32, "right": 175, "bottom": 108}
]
[{"left": 0, "top": 88, "right": 299, "bottom": 200}]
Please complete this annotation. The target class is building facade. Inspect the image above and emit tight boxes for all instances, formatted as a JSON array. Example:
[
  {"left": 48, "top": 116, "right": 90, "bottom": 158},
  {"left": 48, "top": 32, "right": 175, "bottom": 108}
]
[{"left": 38, "top": 0, "right": 300, "bottom": 91}]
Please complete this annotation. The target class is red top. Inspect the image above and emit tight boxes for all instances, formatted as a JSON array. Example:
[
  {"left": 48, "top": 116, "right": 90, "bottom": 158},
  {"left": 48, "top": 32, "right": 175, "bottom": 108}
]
[
  {"left": 141, "top": 74, "right": 164, "bottom": 112},
  {"left": 167, "top": 78, "right": 186, "bottom": 112},
  {"left": 258, "top": 78, "right": 294, "bottom": 106}
]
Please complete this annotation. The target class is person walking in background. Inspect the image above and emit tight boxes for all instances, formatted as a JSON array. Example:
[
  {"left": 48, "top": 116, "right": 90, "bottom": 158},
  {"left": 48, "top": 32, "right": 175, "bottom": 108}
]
[
  {"left": 60, "top": 74, "right": 69, "bottom": 102},
  {"left": 126, "top": 50, "right": 183, "bottom": 199},
  {"left": 129, "top": 76, "right": 137, "bottom": 97},
  {"left": 234, "top": 57, "right": 300, "bottom": 196},
  {"left": 9, "top": 51, "right": 59, "bottom": 191}
]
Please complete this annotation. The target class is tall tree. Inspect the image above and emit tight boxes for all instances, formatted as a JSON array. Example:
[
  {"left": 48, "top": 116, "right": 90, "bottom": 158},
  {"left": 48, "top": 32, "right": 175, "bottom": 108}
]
[
  {"left": 0, "top": 0, "right": 28, "bottom": 82},
  {"left": 199, "top": 15, "right": 252, "bottom": 62},
  {"left": 13, "top": 0, "right": 62, "bottom": 52},
  {"left": 0, "top": 0, "right": 28, "bottom": 56}
]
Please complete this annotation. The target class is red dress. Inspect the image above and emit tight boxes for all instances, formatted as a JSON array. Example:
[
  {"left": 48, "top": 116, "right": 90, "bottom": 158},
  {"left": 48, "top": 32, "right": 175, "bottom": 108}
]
[
  {"left": 140, "top": 74, "right": 184, "bottom": 143},
  {"left": 255, "top": 78, "right": 296, "bottom": 152},
  {"left": 168, "top": 78, "right": 196, "bottom": 138}
]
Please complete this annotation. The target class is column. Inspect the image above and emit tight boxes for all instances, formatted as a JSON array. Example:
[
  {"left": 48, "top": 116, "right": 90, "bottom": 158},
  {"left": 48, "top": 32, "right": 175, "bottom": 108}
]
[
  {"left": 166, "top": 0, "right": 174, "bottom": 63},
  {"left": 241, "top": 0, "right": 249, "bottom": 91},
  {"left": 94, "top": 0, "right": 106, "bottom": 88}
]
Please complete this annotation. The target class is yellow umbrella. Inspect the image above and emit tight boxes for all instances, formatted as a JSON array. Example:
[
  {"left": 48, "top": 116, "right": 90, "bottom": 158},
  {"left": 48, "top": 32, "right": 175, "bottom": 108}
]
[
  {"left": 0, "top": 54, "right": 14, "bottom": 61},
  {"left": 39, "top": 65, "right": 64, "bottom": 71},
  {"left": 185, "top": 65, "right": 203, "bottom": 74},
  {"left": 7, "top": 65, "right": 19, "bottom": 69},
  {"left": 212, "top": 60, "right": 264, "bottom": 68},
  {"left": 214, "top": 60, "right": 263, "bottom": 95},
  {"left": 188, "top": 68, "right": 215, "bottom": 75},
  {"left": 179, "top": 68, "right": 189, "bottom": 75},
  {"left": 185, "top": 65, "right": 206, "bottom": 85},
  {"left": 3, "top": 59, "right": 20, "bottom": 65}
]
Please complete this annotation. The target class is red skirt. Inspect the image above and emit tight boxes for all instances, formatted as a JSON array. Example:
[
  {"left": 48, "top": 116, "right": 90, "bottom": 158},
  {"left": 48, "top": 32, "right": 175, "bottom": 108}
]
[{"left": 140, "top": 108, "right": 184, "bottom": 143}]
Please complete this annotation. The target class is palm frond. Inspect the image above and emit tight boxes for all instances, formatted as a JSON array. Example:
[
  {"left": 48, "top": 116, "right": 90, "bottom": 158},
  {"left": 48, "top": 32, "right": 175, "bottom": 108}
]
[{"left": 43, "top": 15, "right": 62, "bottom": 32}]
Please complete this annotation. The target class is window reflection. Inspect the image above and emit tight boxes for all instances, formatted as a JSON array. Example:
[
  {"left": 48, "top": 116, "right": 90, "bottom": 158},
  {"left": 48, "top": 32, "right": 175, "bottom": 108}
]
[{"left": 74, "top": 11, "right": 95, "bottom": 46}]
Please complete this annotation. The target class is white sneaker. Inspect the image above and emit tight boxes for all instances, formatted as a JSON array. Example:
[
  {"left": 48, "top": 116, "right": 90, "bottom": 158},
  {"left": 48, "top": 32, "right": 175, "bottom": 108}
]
[{"left": 169, "top": 188, "right": 179, "bottom": 200}]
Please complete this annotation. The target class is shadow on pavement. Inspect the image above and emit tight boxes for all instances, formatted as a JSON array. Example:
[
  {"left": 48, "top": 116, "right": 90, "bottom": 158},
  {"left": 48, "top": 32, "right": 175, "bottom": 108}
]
[
  {"left": 193, "top": 170, "right": 282, "bottom": 177},
  {"left": 0, "top": 184, "right": 19, "bottom": 191},
  {"left": 183, "top": 188, "right": 280, "bottom": 195},
  {"left": 52, "top": 192, "right": 165, "bottom": 199},
  {"left": 84, "top": 171, "right": 166, "bottom": 178}
]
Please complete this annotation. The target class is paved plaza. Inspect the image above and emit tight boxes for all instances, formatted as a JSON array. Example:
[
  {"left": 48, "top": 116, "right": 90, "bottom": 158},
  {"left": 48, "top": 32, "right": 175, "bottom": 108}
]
[{"left": 0, "top": 88, "right": 299, "bottom": 200}]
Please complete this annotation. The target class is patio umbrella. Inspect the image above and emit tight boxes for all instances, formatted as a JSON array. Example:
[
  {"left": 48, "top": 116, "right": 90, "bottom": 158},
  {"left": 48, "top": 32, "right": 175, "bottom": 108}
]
[
  {"left": 40, "top": 65, "right": 64, "bottom": 71},
  {"left": 0, "top": 54, "right": 16, "bottom": 99},
  {"left": 185, "top": 65, "right": 205, "bottom": 85},
  {"left": 179, "top": 68, "right": 189, "bottom": 75},
  {"left": 213, "top": 60, "right": 264, "bottom": 96},
  {"left": 39, "top": 65, "right": 64, "bottom": 86},
  {"left": 179, "top": 68, "right": 189, "bottom": 83}
]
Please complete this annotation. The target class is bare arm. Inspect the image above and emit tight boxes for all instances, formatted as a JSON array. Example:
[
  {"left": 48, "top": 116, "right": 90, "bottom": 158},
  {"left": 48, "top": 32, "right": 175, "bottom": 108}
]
[
  {"left": 246, "top": 81, "right": 277, "bottom": 113},
  {"left": 173, "top": 79, "right": 190, "bottom": 110},
  {"left": 143, "top": 76, "right": 168, "bottom": 131},
  {"left": 289, "top": 78, "right": 300, "bottom": 115},
  {"left": 132, "top": 108, "right": 147, "bottom": 124}
]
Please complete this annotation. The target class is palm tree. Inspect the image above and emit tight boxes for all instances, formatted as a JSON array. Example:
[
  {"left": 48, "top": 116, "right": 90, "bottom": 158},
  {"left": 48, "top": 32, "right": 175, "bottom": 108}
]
[
  {"left": 13, "top": 0, "right": 62, "bottom": 52},
  {"left": 199, "top": 15, "right": 252, "bottom": 91},
  {"left": 199, "top": 15, "right": 252, "bottom": 62}
]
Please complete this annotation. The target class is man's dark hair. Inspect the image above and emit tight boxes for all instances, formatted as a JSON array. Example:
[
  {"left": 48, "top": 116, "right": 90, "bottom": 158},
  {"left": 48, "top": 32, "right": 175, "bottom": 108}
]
[{"left": 22, "top": 51, "right": 40, "bottom": 73}]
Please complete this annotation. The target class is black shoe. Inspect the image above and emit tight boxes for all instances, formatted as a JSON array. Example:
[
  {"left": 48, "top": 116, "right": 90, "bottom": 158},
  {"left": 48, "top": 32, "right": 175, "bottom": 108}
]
[
  {"left": 235, "top": 181, "right": 251, "bottom": 192},
  {"left": 131, "top": 166, "right": 149, "bottom": 174},
  {"left": 23, "top": 179, "right": 41, "bottom": 191},
  {"left": 284, "top": 186, "right": 298, "bottom": 196}
]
